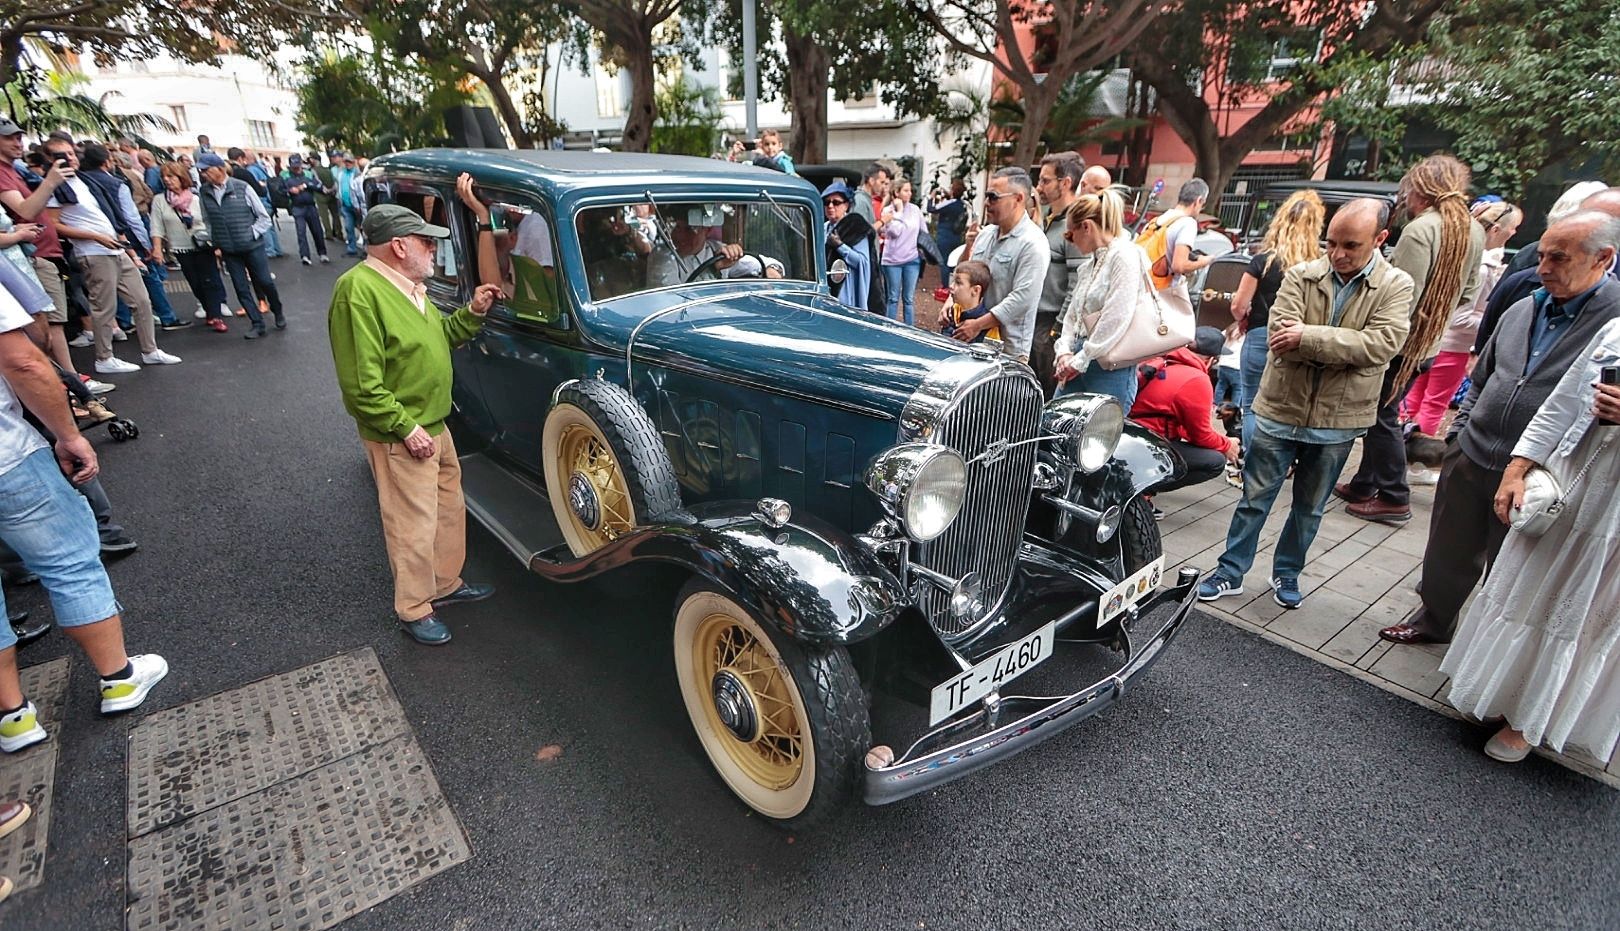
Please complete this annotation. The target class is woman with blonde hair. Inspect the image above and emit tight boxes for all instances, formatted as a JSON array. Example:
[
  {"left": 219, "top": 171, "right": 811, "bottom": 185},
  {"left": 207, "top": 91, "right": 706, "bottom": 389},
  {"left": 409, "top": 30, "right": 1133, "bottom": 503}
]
[
  {"left": 1229, "top": 189, "right": 1324, "bottom": 449},
  {"left": 1400, "top": 198, "right": 1522, "bottom": 463},
  {"left": 1052, "top": 189, "right": 1151, "bottom": 408},
  {"left": 1338, "top": 154, "right": 1486, "bottom": 525}
]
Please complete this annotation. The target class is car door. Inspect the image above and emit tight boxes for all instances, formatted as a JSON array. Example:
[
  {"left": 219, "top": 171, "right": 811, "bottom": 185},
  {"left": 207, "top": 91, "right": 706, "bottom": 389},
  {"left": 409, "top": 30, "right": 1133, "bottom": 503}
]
[{"left": 461, "top": 188, "right": 584, "bottom": 476}]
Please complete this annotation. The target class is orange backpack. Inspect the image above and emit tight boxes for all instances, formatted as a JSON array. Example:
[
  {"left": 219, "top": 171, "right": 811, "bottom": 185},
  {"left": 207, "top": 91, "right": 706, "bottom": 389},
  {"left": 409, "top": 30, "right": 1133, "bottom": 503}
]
[{"left": 1135, "top": 216, "right": 1174, "bottom": 291}]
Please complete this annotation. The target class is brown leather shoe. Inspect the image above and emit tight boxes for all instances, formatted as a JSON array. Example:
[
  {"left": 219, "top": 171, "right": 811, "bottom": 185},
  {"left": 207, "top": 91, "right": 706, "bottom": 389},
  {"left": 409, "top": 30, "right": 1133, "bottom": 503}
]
[
  {"left": 0, "top": 800, "right": 30, "bottom": 841},
  {"left": 1346, "top": 498, "right": 1412, "bottom": 524},
  {"left": 1332, "top": 483, "right": 1374, "bottom": 504},
  {"left": 1379, "top": 623, "right": 1445, "bottom": 645}
]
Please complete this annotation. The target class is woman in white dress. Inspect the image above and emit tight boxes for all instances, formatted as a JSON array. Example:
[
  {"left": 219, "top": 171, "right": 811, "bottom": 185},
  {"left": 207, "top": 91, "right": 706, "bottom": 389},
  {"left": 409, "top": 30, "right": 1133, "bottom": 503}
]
[
  {"left": 1052, "top": 190, "right": 1151, "bottom": 409},
  {"left": 1440, "top": 317, "right": 1620, "bottom": 764}
]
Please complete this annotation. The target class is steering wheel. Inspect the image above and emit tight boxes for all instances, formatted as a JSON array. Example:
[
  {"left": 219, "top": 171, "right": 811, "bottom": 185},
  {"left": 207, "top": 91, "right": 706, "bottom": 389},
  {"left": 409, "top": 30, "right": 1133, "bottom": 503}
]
[{"left": 684, "top": 252, "right": 772, "bottom": 283}]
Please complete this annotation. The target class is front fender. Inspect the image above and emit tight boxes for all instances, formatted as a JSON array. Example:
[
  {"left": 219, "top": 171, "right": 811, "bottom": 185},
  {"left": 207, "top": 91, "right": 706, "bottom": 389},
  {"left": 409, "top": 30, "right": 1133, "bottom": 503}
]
[
  {"left": 1072, "top": 422, "right": 1183, "bottom": 509},
  {"left": 530, "top": 501, "right": 907, "bottom": 646}
]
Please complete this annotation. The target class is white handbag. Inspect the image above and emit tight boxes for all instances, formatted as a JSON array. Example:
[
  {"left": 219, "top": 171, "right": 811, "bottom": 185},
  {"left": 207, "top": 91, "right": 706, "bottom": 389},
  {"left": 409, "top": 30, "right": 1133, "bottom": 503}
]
[
  {"left": 1511, "top": 435, "right": 1613, "bottom": 537},
  {"left": 1084, "top": 257, "right": 1196, "bottom": 371}
]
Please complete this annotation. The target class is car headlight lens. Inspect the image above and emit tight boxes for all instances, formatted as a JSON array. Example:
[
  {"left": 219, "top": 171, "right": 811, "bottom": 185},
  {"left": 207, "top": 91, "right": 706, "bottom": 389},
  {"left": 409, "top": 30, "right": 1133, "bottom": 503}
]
[
  {"left": 864, "top": 444, "right": 967, "bottom": 542},
  {"left": 1041, "top": 394, "right": 1124, "bottom": 473}
]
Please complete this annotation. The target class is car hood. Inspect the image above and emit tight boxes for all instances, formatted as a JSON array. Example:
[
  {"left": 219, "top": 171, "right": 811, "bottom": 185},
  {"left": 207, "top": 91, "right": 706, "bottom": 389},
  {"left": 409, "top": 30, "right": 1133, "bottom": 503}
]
[{"left": 587, "top": 285, "right": 972, "bottom": 419}]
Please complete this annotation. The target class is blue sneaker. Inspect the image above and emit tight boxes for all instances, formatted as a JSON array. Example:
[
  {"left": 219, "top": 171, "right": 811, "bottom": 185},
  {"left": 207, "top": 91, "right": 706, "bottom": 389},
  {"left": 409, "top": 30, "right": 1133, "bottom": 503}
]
[
  {"left": 400, "top": 613, "right": 451, "bottom": 645},
  {"left": 1272, "top": 577, "right": 1303, "bottom": 609},
  {"left": 1197, "top": 574, "right": 1244, "bottom": 602}
]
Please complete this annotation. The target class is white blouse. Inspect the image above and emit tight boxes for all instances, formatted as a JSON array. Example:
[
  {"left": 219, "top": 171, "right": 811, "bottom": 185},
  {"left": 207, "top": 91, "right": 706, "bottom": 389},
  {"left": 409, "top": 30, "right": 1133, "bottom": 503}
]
[{"left": 1054, "top": 238, "right": 1151, "bottom": 372}]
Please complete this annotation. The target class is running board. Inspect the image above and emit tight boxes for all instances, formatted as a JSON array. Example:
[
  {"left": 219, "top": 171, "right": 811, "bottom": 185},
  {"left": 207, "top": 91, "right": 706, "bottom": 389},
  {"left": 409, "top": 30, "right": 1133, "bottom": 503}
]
[{"left": 459, "top": 452, "right": 566, "bottom": 566}]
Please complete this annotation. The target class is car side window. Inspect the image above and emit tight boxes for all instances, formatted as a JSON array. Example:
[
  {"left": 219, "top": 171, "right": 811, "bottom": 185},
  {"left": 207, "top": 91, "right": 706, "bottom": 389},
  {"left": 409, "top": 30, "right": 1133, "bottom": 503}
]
[
  {"left": 475, "top": 195, "right": 562, "bottom": 324},
  {"left": 392, "top": 189, "right": 461, "bottom": 288}
]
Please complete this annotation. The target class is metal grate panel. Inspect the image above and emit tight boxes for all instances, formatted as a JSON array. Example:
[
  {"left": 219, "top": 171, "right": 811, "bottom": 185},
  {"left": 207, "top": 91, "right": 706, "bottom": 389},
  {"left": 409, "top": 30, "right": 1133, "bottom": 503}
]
[
  {"left": 125, "top": 734, "right": 470, "bottom": 931},
  {"left": 127, "top": 649, "right": 411, "bottom": 838},
  {"left": 915, "top": 374, "right": 1044, "bottom": 639},
  {"left": 0, "top": 658, "right": 70, "bottom": 893}
]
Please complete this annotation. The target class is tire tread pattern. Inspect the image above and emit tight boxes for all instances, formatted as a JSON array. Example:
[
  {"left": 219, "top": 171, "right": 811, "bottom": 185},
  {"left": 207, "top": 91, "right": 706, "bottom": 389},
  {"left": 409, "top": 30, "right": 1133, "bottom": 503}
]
[
  {"left": 556, "top": 380, "right": 682, "bottom": 522},
  {"left": 1120, "top": 495, "right": 1162, "bottom": 574}
]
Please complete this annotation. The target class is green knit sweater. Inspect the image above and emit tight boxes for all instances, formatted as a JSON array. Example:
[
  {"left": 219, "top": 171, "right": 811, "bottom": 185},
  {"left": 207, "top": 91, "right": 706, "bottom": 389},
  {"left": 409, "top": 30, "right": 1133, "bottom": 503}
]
[{"left": 328, "top": 263, "right": 484, "bottom": 443}]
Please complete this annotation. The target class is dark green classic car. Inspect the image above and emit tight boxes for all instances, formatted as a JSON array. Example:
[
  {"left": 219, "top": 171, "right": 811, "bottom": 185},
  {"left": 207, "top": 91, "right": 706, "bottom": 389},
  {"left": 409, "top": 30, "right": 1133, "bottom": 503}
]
[{"left": 364, "top": 149, "right": 1198, "bottom": 827}]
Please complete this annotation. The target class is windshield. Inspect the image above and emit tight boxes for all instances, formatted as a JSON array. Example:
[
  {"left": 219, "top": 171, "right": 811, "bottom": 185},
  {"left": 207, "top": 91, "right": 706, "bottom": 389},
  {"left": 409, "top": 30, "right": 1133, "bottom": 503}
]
[{"left": 576, "top": 199, "right": 816, "bottom": 301}]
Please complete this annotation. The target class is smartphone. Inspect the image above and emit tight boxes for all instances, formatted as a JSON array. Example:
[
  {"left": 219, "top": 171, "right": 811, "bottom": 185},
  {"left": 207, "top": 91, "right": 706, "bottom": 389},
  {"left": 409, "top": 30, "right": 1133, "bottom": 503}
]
[
  {"left": 1601, "top": 365, "right": 1620, "bottom": 426},
  {"left": 54, "top": 154, "right": 70, "bottom": 166}
]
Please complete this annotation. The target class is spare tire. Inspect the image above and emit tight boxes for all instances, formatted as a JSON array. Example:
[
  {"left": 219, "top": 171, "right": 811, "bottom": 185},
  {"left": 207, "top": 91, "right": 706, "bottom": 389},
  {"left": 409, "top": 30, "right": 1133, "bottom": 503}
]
[{"left": 541, "top": 379, "right": 681, "bottom": 556}]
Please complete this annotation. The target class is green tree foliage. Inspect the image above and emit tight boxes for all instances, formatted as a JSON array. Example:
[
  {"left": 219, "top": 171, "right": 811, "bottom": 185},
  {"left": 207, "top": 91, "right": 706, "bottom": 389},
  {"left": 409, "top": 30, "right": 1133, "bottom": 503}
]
[
  {"left": 573, "top": 0, "right": 692, "bottom": 152},
  {"left": 0, "top": 0, "right": 323, "bottom": 89},
  {"left": 1409, "top": 0, "right": 1620, "bottom": 197},
  {"left": 2, "top": 53, "right": 174, "bottom": 139},
  {"left": 650, "top": 77, "right": 726, "bottom": 156},
  {"left": 355, "top": 0, "right": 589, "bottom": 149},
  {"left": 705, "top": 0, "right": 949, "bottom": 165},
  {"left": 910, "top": 0, "right": 1172, "bottom": 169},
  {"left": 1129, "top": 0, "right": 1448, "bottom": 203},
  {"left": 294, "top": 49, "right": 470, "bottom": 156},
  {"left": 988, "top": 70, "right": 1145, "bottom": 159}
]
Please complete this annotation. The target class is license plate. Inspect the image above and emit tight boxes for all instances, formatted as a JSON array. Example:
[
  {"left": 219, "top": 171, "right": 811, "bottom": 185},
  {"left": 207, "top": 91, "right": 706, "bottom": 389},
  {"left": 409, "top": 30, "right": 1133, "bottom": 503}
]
[
  {"left": 1097, "top": 556, "right": 1166, "bottom": 628},
  {"left": 929, "top": 622, "right": 1056, "bottom": 725}
]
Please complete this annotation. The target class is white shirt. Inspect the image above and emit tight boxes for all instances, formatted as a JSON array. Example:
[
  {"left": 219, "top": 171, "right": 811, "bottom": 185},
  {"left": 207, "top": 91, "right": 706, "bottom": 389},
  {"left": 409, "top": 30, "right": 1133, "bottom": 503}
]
[
  {"left": 47, "top": 177, "right": 120, "bottom": 257},
  {"left": 512, "top": 213, "right": 553, "bottom": 267},
  {"left": 0, "top": 286, "right": 49, "bottom": 476}
]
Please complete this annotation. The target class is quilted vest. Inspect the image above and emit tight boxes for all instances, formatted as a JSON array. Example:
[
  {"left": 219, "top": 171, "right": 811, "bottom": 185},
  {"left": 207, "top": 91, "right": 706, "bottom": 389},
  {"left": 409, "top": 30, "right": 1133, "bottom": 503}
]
[{"left": 199, "top": 178, "right": 260, "bottom": 252}]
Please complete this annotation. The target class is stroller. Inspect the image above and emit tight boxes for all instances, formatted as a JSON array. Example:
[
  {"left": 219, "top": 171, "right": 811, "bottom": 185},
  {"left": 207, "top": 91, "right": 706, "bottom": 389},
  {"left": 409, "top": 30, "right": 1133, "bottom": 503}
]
[{"left": 61, "top": 361, "right": 138, "bottom": 441}]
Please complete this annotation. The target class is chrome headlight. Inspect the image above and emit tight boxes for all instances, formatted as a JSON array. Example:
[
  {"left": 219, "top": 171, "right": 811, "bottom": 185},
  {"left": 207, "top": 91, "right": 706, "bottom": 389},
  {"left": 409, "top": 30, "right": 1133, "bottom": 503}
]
[
  {"left": 1041, "top": 394, "right": 1124, "bottom": 473},
  {"left": 864, "top": 444, "right": 967, "bottom": 542}
]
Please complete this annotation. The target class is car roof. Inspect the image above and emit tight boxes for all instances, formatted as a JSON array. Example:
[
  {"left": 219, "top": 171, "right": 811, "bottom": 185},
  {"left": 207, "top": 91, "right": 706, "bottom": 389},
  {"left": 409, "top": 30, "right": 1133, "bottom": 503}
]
[
  {"left": 370, "top": 148, "right": 820, "bottom": 205},
  {"left": 1259, "top": 179, "right": 1400, "bottom": 201}
]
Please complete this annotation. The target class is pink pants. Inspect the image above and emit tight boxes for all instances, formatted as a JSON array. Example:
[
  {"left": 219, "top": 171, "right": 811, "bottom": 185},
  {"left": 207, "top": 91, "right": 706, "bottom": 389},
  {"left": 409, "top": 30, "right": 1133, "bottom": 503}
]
[{"left": 1400, "top": 350, "right": 1470, "bottom": 436}]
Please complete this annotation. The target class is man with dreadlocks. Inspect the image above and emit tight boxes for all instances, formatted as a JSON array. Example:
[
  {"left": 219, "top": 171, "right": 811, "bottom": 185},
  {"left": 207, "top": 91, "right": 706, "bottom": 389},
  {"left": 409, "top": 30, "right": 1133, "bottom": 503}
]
[{"left": 1335, "top": 155, "right": 1485, "bottom": 525}]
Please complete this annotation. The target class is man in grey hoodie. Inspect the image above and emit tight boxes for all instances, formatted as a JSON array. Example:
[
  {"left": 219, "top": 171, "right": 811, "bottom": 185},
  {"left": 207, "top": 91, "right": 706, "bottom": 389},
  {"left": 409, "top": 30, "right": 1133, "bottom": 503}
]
[{"left": 1381, "top": 210, "right": 1620, "bottom": 644}]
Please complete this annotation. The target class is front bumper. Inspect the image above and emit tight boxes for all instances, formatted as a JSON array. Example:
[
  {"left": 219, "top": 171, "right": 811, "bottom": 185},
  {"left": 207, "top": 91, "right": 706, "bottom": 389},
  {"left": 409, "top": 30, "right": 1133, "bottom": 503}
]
[{"left": 863, "top": 566, "right": 1200, "bottom": 806}]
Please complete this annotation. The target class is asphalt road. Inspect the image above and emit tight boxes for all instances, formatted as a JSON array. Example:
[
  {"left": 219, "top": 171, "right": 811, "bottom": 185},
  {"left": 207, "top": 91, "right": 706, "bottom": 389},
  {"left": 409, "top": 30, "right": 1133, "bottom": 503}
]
[{"left": 7, "top": 251, "right": 1620, "bottom": 931}]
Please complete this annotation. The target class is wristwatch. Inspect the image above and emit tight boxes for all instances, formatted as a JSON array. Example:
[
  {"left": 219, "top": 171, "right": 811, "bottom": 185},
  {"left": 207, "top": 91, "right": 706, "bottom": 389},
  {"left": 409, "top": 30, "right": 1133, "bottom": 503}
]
[{"left": 477, "top": 222, "right": 494, "bottom": 232}]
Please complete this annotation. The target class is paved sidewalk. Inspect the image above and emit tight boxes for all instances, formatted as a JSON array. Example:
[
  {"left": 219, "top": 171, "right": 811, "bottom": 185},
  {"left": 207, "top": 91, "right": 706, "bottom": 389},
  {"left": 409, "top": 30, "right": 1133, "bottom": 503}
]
[{"left": 1154, "top": 444, "right": 1620, "bottom": 787}]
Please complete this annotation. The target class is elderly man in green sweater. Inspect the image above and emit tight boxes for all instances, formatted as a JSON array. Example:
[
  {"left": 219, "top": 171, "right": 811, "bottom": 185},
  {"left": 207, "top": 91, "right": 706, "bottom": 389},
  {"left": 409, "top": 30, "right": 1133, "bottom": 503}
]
[{"left": 329, "top": 205, "right": 503, "bottom": 645}]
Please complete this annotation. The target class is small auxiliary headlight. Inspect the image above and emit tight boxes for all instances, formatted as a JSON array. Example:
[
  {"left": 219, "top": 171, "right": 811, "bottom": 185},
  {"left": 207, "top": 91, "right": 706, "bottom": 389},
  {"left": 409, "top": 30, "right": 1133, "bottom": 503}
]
[{"left": 1041, "top": 394, "right": 1124, "bottom": 473}]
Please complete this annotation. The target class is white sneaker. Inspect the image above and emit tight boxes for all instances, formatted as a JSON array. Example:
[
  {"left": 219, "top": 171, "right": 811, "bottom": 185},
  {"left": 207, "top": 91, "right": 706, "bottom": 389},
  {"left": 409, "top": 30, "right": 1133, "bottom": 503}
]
[
  {"left": 83, "top": 378, "right": 115, "bottom": 395},
  {"left": 67, "top": 331, "right": 94, "bottom": 348},
  {"left": 140, "top": 350, "right": 182, "bottom": 365},
  {"left": 100, "top": 654, "right": 169, "bottom": 714},
  {"left": 94, "top": 357, "right": 141, "bottom": 374},
  {"left": 193, "top": 307, "right": 207, "bottom": 319},
  {"left": 1408, "top": 467, "right": 1439, "bottom": 486},
  {"left": 110, "top": 328, "right": 128, "bottom": 342},
  {"left": 0, "top": 701, "right": 46, "bottom": 752}
]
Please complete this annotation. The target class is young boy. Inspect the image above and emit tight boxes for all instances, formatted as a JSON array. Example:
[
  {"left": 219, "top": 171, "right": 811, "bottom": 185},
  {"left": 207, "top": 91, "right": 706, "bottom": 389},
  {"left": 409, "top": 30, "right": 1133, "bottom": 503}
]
[{"left": 940, "top": 259, "right": 999, "bottom": 343}]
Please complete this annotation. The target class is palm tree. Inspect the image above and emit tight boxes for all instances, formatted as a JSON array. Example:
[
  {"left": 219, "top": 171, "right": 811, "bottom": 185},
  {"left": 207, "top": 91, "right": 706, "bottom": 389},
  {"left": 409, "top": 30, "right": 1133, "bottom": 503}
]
[
  {"left": 3, "top": 45, "right": 175, "bottom": 142},
  {"left": 989, "top": 70, "right": 1144, "bottom": 163}
]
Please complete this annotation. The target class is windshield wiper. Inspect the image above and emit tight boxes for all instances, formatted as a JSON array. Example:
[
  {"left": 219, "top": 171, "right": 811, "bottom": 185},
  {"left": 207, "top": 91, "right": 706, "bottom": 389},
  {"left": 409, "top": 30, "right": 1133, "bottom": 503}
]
[{"left": 760, "top": 189, "right": 808, "bottom": 245}]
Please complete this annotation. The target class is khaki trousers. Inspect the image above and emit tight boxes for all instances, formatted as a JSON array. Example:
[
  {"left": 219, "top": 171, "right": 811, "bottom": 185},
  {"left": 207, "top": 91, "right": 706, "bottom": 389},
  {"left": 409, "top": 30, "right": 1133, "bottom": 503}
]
[
  {"left": 363, "top": 430, "right": 466, "bottom": 622},
  {"left": 75, "top": 252, "right": 156, "bottom": 358},
  {"left": 31, "top": 256, "right": 67, "bottom": 323}
]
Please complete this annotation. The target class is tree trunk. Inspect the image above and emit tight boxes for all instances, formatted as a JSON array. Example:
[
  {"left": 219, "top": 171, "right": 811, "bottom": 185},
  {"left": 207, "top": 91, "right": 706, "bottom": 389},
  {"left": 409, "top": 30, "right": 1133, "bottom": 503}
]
[
  {"left": 618, "top": 31, "right": 657, "bottom": 153},
  {"left": 1008, "top": 80, "right": 1058, "bottom": 170},
  {"left": 0, "top": 35, "right": 20, "bottom": 91},
  {"left": 478, "top": 72, "right": 533, "bottom": 149},
  {"left": 783, "top": 31, "right": 828, "bottom": 165}
]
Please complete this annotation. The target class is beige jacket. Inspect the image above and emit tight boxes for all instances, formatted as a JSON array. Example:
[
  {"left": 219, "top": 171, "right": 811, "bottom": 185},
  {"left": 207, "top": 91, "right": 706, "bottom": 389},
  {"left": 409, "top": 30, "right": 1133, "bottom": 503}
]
[{"left": 1252, "top": 254, "right": 1414, "bottom": 430}]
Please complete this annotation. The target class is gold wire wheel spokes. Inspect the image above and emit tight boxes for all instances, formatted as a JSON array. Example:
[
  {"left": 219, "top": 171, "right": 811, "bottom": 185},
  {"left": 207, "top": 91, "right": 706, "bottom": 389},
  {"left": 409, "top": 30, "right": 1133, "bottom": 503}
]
[
  {"left": 560, "top": 424, "right": 633, "bottom": 542},
  {"left": 698, "top": 614, "right": 805, "bottom": 789}
]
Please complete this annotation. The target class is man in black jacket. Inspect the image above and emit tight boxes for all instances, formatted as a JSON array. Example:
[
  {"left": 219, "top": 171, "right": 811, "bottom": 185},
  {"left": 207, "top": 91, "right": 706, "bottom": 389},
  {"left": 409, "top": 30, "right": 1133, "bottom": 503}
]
[
  {"left": 1382, "top": 210, "right": 1620, "bottom": 644},
  {"left": 280, "top": 155, "right": 329, "bottom": 266}
]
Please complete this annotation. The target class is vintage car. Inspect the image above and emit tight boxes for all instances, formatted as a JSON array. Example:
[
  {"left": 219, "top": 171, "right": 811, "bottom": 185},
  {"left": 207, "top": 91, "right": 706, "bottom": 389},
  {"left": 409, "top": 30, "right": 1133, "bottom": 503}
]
[{"left": 362, "top": 149, "right": 1199, "bottom": 827}]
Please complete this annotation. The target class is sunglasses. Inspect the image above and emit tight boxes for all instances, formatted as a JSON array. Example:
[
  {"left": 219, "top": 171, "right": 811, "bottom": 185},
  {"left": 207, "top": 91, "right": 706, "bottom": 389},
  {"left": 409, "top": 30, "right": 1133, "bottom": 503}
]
[
  {"left": 984, "top": 190, "right": 1018, "bottom": 203},
  {"left": 825, "top": 199, "right": 848, "bottom": 207}
]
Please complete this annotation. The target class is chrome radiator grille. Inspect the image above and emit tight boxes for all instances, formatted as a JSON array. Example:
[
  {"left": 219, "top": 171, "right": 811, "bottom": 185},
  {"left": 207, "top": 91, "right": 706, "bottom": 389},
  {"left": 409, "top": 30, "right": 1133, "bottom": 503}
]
[{"left": 913, "top": 371, "right": 1044, "bottom": 640}]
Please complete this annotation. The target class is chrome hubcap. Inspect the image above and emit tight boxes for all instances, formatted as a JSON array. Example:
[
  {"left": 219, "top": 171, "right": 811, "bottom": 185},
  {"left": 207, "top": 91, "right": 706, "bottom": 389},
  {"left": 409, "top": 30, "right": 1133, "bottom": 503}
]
[
  {"left": 568, "top": 471, "right": 601, "bottom": 529},
  {"left": 711, "top": 670, "right": 759, "bottom": 742}
]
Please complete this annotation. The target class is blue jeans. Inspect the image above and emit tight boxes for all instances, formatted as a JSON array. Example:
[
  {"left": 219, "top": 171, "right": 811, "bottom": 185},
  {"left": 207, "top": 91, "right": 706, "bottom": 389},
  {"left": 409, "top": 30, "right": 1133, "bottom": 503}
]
[
  {"left": 260, "top": 199, "right": 284, "bottom": 256},
  {"left": 1238, "top": 326, "right": 1268, "bottom": 450},
  {"left": 220, "top": 244, "right": 281, "bottom": 326},
  {"left": 1058, "top": 362, "right": 1139, "bottom": 411},
  {"left": 882, "top": 260, "right": 921, "bottom": 325},
  {"left": 0, "top": 449, "right": 120, "bottom": 651},
  {"left": 1214, "top": 366, "right": 1241, "bottom": 407},
  {"left": 1215, "top": 428, "right": 1355, "bottom": 583},
  {"left": 340, "top": 203, "right": 363, "bottom": 254},
  {"left": 141, "top": 259, "right": 178, "bottom": 325}
]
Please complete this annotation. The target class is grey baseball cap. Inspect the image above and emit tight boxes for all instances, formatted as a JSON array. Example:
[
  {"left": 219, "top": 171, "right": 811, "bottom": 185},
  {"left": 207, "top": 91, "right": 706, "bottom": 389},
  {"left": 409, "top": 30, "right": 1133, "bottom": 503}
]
[
  {"left": 0, "top": 117, "right": 22, "bottom": 137},
  {"left": 362, "top": 204, "right": 450, "bottom": 245}
]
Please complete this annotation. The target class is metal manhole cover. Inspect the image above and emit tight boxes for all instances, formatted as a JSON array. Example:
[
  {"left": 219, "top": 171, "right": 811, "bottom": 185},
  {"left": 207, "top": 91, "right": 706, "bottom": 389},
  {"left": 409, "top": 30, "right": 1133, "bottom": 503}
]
[
  {"left": 126, "top": 734, "right": 470, "bottom": 931},
  {"left": 127, "top": 648, "right": 410, "bottom": 837},
  {"left": 0, "top": 657, "right": 70, "bottom": 892}
]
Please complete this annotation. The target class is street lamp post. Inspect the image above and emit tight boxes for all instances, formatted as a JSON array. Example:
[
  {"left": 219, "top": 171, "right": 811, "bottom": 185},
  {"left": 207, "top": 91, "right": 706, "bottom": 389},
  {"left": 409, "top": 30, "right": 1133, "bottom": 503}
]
[{"left": 742, "top": 0, "right": 758, "bottom": 139}]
